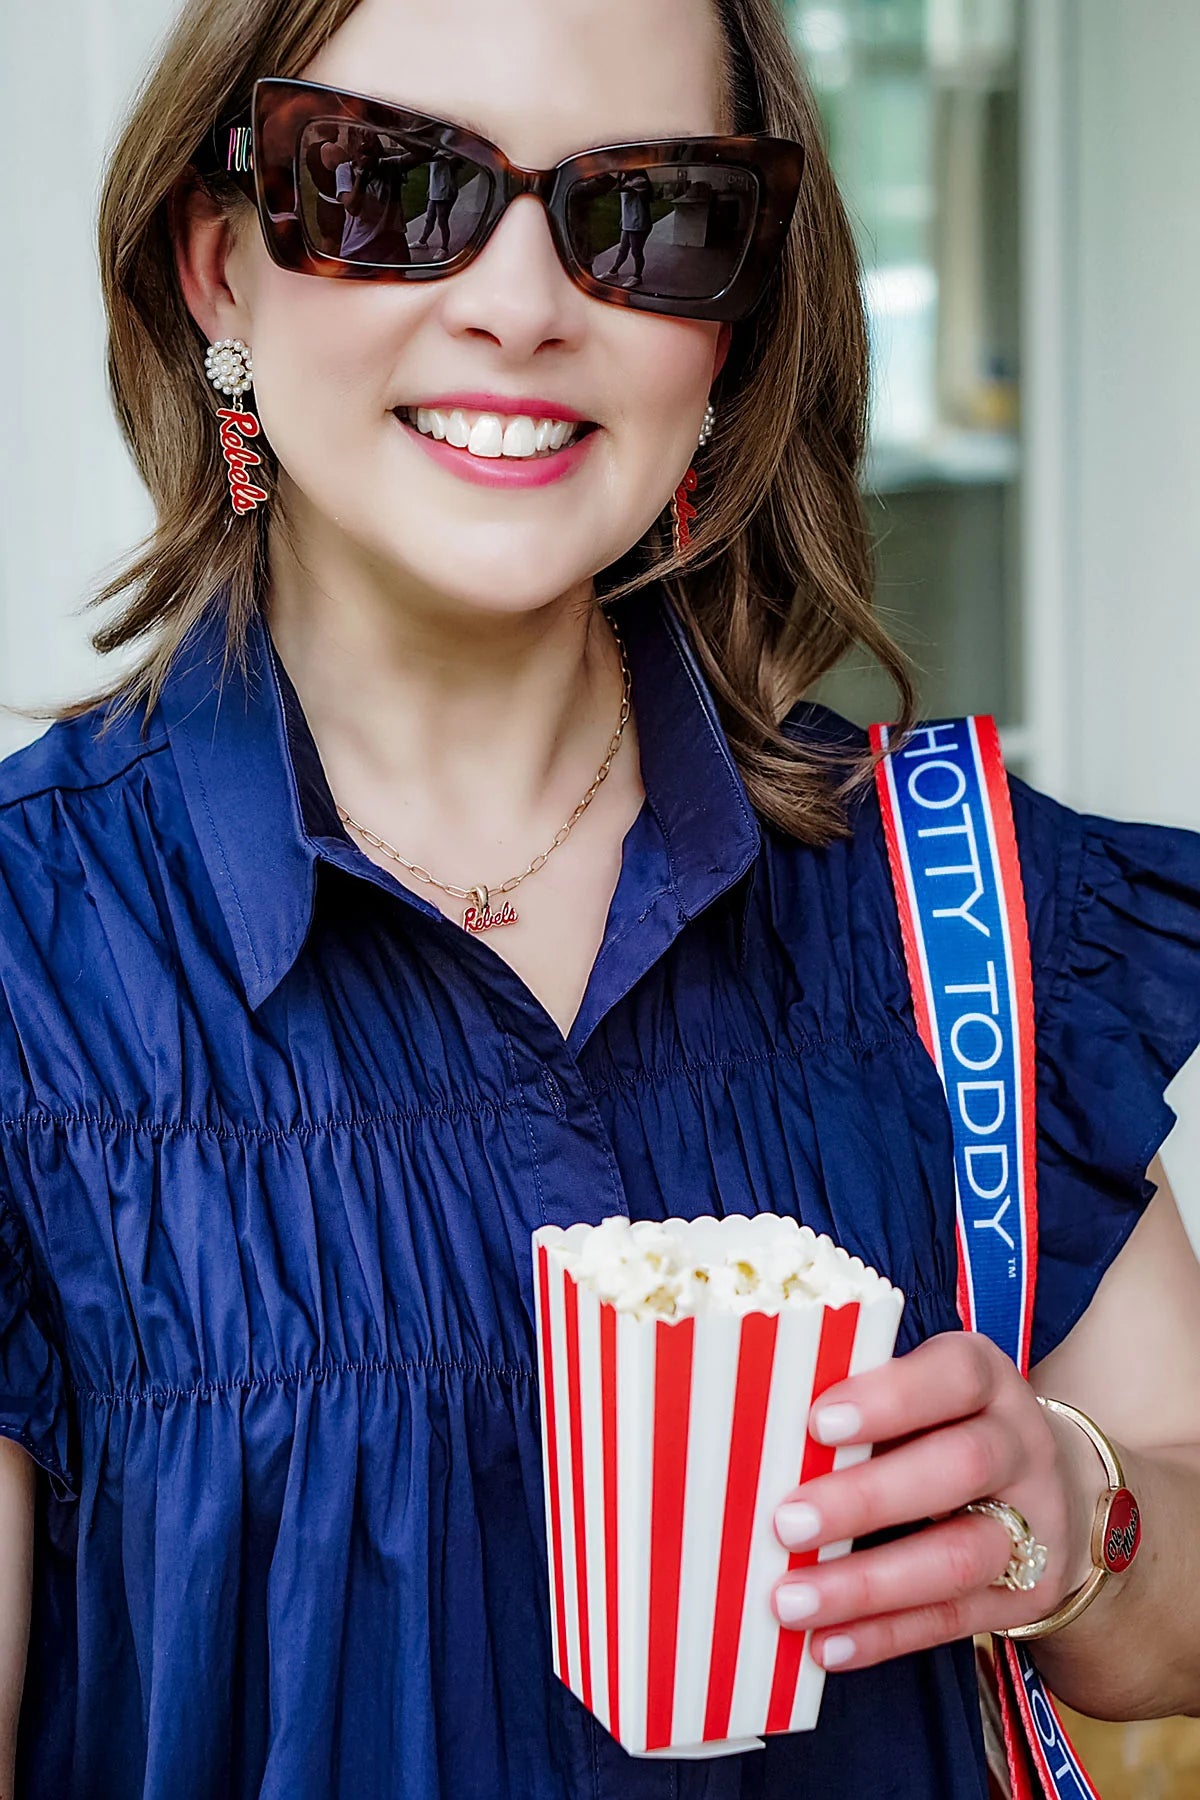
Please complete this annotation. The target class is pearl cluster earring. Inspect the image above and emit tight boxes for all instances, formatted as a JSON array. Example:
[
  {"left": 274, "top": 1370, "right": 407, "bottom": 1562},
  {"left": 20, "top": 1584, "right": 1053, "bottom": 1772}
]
[
  {"left": 671, "top": 399, "right": 717, "bottom": 556},
  {"left": 204, "top": 337, "right": 268, "bottom": 516},
  {"left": 204, "top": 337, "right": 254, "bottom": 398}
]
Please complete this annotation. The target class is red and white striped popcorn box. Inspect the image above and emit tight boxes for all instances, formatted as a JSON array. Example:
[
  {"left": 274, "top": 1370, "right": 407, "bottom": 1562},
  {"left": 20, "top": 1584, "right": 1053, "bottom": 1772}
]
[{"left": 532, "top": 1214, "right": 905, "bottom": 1759}]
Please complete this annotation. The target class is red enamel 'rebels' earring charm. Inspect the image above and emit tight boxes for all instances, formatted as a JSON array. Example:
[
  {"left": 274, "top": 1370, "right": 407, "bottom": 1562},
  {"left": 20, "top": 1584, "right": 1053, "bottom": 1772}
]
[
  {"left": 671, "top": 400, "right": 716, "bottom": 556},
  {"left": 205, "top": 338, "right": 269, "bottom": 516}
]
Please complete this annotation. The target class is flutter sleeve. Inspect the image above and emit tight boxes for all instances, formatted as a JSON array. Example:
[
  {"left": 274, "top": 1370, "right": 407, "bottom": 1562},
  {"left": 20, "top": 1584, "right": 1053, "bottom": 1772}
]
[
  {"left": 1009, "top": 774, "right": 1200, "bottom": 1365},
  {"left": 0, "top": 1183, "right": 78, "bottom": 1502}
]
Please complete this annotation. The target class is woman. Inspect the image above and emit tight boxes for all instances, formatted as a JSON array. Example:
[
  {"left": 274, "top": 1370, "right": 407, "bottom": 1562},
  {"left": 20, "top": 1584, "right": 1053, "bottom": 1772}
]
[
  {"left": 334, "top": 124, "right": 418, "bottom": 264},
  {"left": 605, "top": 168, "right": 654, "bottom": 286},
  {"left": 303, "top": 121, "right": 348, "bottom": 254},
  {"left": 415, "top": 150, "right": 460, "bottom": 257},
  {"left": 3, "top": 0, "right": 1200, "bottom": 1795}
]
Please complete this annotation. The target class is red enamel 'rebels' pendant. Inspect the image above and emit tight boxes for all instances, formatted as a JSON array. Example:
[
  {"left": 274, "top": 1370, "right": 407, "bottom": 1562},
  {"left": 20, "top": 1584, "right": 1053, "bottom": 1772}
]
[
  {"left": 461, "top": 887, "right": 519, "bottom": 934},
  {"left": 216, "top": 403, "right": 269, "bottom": 515},
  {"left": 670, "top": 401, "right": 716, "bottom": 556},
  {"left": 205, "top": 338, "right": 269, "bottom": 516},
  {"left": 671, "top": 465, "right": 699, "bottom": 555},
  {"left": 218, "top": 406, "right": 269, "bottom": 518}
]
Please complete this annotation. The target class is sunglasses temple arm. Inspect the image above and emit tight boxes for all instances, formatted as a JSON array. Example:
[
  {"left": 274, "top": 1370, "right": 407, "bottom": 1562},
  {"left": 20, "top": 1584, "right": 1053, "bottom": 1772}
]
[{"left": 196, "top": 111, "right": 256, "bottom": 201}]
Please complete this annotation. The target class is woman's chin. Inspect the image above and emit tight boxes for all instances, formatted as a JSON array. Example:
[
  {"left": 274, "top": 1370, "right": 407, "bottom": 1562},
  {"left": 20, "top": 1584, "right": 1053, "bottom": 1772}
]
[{"left": 347, "top": 535, "right": 602, "bottom": 617}]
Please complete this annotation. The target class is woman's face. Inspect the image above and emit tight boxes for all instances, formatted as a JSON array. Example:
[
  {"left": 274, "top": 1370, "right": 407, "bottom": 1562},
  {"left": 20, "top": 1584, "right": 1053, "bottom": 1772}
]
[{"left": 212, "top": 0, "right": 733, "bottom": 620}]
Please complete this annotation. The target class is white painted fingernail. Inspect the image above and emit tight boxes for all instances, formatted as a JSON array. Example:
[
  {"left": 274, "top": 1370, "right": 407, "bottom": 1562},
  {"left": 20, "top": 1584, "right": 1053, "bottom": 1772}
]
[
  {"left": 775, "top": 1501, "right": 821, "bottom": 1548},
  {"left": 811, "top": 1403, "right": 861, "bottom": 1445},
  {"left": 821, "top": 1634, "right": 856, "bottom": 1668},
  {"left": 776, "top": 1583, "right": 821, "bottom": 1626}
]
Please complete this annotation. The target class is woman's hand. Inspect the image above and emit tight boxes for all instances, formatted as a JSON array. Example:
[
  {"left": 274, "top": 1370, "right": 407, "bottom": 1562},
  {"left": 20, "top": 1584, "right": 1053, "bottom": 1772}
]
[{"left": 771, "top": 1331, "right": 1105, "bottom": 1671}]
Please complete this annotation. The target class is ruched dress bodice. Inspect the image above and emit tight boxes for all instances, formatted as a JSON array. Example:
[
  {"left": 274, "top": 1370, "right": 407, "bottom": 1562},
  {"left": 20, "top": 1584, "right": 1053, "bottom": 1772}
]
[{"left": 2, "top": 585, "right": 1199, "bottom": 1799}]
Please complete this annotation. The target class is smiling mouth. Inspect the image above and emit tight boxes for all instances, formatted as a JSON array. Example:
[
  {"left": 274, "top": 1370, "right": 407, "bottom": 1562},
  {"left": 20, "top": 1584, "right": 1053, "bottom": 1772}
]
[{"left": 393, "top": 405, "right": 599, "bottom": 462}]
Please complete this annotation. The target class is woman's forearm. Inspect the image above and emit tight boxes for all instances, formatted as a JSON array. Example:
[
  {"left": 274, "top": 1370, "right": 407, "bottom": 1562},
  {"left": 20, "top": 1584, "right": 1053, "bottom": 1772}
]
[
  {"left": 0, "top": 1441, "right": 35, "bottom": 1799},
  {"left": 1033, "top": 1441, "right": 1200, "bottom": 1720}
]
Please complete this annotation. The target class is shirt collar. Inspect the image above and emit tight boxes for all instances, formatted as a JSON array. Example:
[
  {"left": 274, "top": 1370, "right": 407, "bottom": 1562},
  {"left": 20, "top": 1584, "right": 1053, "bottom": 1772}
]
[{"left": 158, "top": 582, "right": 762, "bottom": 1010}]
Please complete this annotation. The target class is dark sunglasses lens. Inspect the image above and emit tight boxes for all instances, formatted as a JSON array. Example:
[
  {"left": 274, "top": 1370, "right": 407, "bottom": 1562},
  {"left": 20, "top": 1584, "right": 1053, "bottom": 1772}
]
[
  {"left": 567, "top": 163, "right": 758, "bottom": 302},
  {"left": 297, "top": 119, "right": 492, "bottom": 266}
]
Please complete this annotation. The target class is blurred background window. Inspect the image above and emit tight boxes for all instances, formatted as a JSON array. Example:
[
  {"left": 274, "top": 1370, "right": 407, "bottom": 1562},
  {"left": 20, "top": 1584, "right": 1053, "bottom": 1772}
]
[{"left": 783, "top": 0, "right": 1024, "bottom": 762}]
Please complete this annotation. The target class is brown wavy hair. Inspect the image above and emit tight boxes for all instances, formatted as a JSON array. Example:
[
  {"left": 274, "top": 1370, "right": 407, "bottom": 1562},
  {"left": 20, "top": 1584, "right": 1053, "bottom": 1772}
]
[{"left": 29, "top": 0, "right": 915, "bottom": 845}]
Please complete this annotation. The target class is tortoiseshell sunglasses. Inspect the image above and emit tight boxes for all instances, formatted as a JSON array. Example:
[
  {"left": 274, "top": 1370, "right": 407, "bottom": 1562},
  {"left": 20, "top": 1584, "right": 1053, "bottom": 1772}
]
[{"left": 193, "top": 77, "right": 805, "bottom": 323}]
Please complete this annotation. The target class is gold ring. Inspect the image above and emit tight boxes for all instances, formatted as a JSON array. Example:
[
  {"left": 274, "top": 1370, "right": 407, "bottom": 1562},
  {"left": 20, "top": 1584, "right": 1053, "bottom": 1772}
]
[{"left": 962, "top": 1498, "right": 1049, "bottom": 1593}]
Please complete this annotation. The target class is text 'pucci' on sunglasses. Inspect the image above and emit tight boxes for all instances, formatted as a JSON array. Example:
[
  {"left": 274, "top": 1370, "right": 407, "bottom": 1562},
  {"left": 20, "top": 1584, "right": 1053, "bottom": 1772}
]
[{"left": 192, "top": 77, "right": 806, "bottom": 322}]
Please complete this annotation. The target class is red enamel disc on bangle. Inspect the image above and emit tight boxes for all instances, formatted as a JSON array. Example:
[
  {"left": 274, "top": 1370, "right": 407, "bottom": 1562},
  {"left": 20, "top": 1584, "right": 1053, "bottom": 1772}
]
[{"left": 1100, "top": 1488, "right": 1141, "bottom": 1573}]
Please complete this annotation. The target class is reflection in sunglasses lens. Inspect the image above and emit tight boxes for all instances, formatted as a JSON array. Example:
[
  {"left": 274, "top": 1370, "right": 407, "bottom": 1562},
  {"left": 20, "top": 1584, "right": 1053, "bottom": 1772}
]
[
  {"left": 297, "top": 120, "right": 756, "bottom": 303},
  {"left": 567, "top": 164, "right": 757, "bottom": 300},
  {"left": 298, "top": 118, "right": 492, "bottom": 266}
]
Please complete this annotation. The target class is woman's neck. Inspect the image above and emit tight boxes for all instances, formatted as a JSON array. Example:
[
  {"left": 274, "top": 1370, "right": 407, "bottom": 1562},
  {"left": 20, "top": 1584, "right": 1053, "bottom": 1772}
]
[{"left": 261, "top": 535, "right": 633, "bottom": 880}]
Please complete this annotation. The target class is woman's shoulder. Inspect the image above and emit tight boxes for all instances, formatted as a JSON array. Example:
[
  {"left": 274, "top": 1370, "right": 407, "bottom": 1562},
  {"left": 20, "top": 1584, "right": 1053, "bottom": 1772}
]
[
  {"left": 780, "top": 696, "right": 870, "bottom": 755},
  {"left": 0, "top": 702, "right": 167, "bottom": 833},
  {"left": 778, "top": 696, "right": 1200, "bottom": 925},
  {"left": 0, "top": 704, "right": 171, "bottom": 970},
  {"left": 778, "top": 699, "right": 1200, "bottom": 1361},
  {"left": 795, "top": 697, "right": 1200, "bottom": 1048}
]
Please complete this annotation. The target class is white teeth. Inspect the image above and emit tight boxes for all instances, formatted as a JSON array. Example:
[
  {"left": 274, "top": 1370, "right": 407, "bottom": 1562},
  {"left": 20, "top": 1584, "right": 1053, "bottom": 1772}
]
[
  {"left": 467, "top": 415, "right": 505, "bottom": 458},
  {"left": 502, "top": 417, "right": 537, "bottom": 458},
  {"left": 404, "top": 406, "right": 584, "bottom": 459}
]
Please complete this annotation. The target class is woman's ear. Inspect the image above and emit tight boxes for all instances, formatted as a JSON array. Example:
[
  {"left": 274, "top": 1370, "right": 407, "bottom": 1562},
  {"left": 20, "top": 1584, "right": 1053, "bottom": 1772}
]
[
  {"left": 713, "top": 320, "right": 732, "bottom": 383},
  {"left": 168, "top": 176, "right": 253, "bottom": 348}
]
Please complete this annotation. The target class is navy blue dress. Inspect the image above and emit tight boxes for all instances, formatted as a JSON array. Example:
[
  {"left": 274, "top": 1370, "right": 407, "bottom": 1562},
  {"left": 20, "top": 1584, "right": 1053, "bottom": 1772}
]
[{"left": 3, "top": 583, "right": 1200, "bottom": 1799}]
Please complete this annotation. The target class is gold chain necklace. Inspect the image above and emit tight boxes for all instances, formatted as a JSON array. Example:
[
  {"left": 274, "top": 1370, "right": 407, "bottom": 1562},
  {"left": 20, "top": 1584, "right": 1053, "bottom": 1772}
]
[{"left": 335, "top": 620, "right": 631, "bottom": 934}]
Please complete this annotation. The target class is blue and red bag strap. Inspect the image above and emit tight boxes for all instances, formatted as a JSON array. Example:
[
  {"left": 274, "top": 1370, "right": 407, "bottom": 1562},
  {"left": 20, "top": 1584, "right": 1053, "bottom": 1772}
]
[{"left": 871, "top": 716, "right": 1100, "bottom": 1800}]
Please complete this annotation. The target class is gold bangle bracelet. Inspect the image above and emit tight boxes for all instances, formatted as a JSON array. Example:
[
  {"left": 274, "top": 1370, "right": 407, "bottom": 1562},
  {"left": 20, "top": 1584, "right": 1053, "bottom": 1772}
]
[
  {"left": 997, "top": 1559, "right": 1111, "bottom": 1641},
  {"left": 997, "top": 1396, "right": 1142, "bottom": 1643}
]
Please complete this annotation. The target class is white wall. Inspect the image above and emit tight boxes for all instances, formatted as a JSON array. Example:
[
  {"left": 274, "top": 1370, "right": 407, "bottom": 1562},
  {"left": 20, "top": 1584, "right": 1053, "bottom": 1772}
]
[
  {"left": 0, "top": 3, "right": 172, "bottom": 741},
  {"left": 1072, "top": 3, "right": 1200, "bottom": 829},
  {"left": 1024, "top": 0, "right": 1200, "bottom": 1223}
]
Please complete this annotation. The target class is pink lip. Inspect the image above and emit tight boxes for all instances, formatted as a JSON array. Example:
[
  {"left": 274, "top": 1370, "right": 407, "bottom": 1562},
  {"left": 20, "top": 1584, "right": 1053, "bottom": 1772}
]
[
  {"left": 401, "top": 392, "right": 592, "bottom": 424},
  {"left": 394, "top": 413, "right": 599, "bottom": 489}
]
